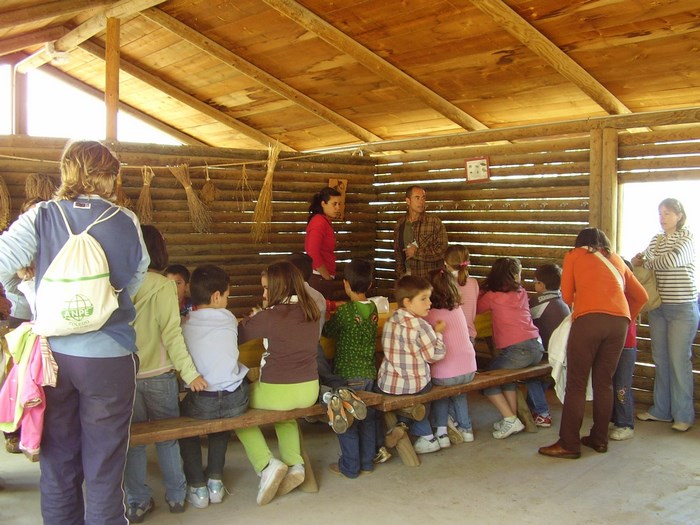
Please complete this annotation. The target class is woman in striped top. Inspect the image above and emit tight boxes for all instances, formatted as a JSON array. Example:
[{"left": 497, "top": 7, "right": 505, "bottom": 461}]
[{"left": 633, "top": 198, "right": 698, "bottom": 432}]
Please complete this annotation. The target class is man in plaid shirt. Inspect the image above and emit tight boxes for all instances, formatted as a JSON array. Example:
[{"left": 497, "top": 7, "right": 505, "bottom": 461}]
[{"left": 393, "top": 186, "right": 448, "bottom": 278}]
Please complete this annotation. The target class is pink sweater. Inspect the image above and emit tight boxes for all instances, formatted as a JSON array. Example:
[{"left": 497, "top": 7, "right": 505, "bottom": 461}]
[
  {"left": 477, "top": 288, "right": 539, "bottom": 349},
  {"left": 455, "top": 275, "right": 479, "bottom": 339},
  {"left": 425, "top": 307, "right": 477, "bottom": 379}
]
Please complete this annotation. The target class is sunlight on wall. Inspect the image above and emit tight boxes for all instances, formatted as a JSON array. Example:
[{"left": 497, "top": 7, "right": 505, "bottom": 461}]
[{"left": 0, "top": 65, "right": 11, "bottom": 135}]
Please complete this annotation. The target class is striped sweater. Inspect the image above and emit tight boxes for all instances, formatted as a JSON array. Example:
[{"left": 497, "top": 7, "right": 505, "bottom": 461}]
[{"left": 642, "top": 228, "right": 697, "bottom": 304}]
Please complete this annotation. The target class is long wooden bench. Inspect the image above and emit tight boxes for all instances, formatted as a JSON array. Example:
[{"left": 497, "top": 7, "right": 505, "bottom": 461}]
[
  {"left": 375, "top": 362, "right": 553, "bottom": 466},
  {"left": 129, "top": 390, "right": 384, "bottom": 493}
]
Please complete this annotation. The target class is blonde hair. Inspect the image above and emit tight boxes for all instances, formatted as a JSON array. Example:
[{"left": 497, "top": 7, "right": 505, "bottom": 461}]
[
  {"left": 55, "top": 141, "right": 120, "bottom": 201},
  {"left": 444, "top": 244, "right": 470, "bottom": 286}
]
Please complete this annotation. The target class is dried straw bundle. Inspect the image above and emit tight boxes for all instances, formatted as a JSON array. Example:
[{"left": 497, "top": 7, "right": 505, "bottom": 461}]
[
  {"left": 0, "top": 174, "right": 10, "bottom": 231},
  {"left": 234, "top": 164, "right": 254, "bottom": 211},
  {"left": 199, "top": 164, "right": 218, "bottom": 205},
  {"left": 114, "top": 171, "right": 131, "bottom": 208},
  {"left": 251, "top": 142, "right": 281, "bottom": 242},
  {"left": 168, "top": 164, "right": 211, "bottom": 233},
  {"left": 136, "top": 166, "right": 156, "bottom": 224},
  {"left": 25, "top": 173, "right": 56, "bottom": 201}
]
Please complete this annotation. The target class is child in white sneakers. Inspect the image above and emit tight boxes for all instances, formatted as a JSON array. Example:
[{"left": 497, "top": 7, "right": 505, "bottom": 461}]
[
  {"left": 425, "top": 269, "right": 477, "bottom": 447},
  {"left": 377, "top": 275, "right": 446, "bottom": 454},
  {"left": 444, "top": 245, "right": 479, "bottom": 344}
]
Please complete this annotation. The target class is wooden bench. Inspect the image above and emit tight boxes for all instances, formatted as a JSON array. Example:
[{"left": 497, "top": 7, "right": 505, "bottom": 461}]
[
  {"left": 375, "top": 362, "right": 553, "bottom": 466},
  {"left": 129, "top": 390, "right": 384, "bottom": 493}
]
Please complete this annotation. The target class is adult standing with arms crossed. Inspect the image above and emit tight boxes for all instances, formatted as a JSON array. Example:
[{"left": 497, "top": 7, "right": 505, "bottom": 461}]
[
  {"left": 305, "top": 186, "right": 342, "bottom": 298},
  {"left": 0, "top": 140, "right": 149, "bottom": 524},
  {"left": 393, "top": 185, "right": 448, "bottom": 279},
  {"left": 632, "top": 198, "right": 698, "bottom": 432}
]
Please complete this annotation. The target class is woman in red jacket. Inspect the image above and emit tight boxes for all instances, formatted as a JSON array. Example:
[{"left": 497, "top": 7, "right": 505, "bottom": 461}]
[
  {"left": 539, "top": 228, "right": 647, "bottom": 459},
  {"left": 304, "top": 187, "right": 342, "bottom": 298}
]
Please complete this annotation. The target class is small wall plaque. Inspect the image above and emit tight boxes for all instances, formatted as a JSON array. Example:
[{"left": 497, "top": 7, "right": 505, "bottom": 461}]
[{"left": 465, "top": 157, "right": 490, "bottom": 182}]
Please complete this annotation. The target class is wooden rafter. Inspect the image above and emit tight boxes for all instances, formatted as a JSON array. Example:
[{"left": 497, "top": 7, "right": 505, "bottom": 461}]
[
  {"left": 79, "top": 39, "right": 294, "bottom": 151},
  {"left": 0, "top": 26, "right": 68, "bottom": 58},
  {"left": 0, "top": 0, "right": 115, "bottom": 32},
  {"left": 261, "top": 0, "right": 488, "bottom": 132},
  {"left": 469, "top": 0, "right": 632, "bottom": 116},
  {"left": 141, "top": 7, "right": 383, "bottom": 144},
  {"left": 15, "top": 0, "right": 167, "bottom": 73}
]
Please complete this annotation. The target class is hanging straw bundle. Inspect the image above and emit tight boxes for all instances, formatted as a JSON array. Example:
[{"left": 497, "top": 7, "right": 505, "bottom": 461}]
[
  {"left": 168, "top": 164, "right": 211, "bottom": 233},
  {"left": 136, "top": 166, "right": 156, "bottom": 224},
  {"left": 251, "top": 142, "right": 281, "bottom": 243},
  {"left": 234, "top": 164, "right": 254, "bottom": 211},
  {"left": 199, "top": 163, "right": 219, "bottom": 205},
  {"left": 0, "top": 174, "right": 10, "bottom": 231},
  {"left": 25, "top": 173, "right": 57, "bottom": 201},
  {"left": 114, "top": 171, "right": 131, "bottom": 208}
]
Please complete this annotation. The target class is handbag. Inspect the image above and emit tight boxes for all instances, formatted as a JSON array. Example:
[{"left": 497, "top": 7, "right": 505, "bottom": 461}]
[{"left": 633, "top": 266, "right": 662, "bottom": 313}]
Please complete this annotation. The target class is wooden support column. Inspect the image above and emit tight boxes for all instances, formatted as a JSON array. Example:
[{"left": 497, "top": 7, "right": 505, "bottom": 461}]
[
  {"left": 600, "top": 128, "right": 619, "bottom": 248},
  {"left": 588, "top": 128, "right": 603, "bottom": 229},
  {"left": 11, "top": 66, "right": 28, "bottom": 135},
  {"left": 105, "top": 17, "right": 120, "bottom": 141}
]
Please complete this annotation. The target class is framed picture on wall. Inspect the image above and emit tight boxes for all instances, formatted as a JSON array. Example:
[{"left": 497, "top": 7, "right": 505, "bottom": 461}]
[{"left": 465, "top": 157, "right": 490, "bottom": 182}]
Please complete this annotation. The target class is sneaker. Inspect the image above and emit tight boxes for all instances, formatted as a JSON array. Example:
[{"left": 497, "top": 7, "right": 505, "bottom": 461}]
[
  {"left": 609, "top": 426, "right": 634, "bottom": 441},
  {"left": 257, "top": 458, "right": 288, "bottom": 506},
  {"left": 435, "top": 433, "right": 450, "bottom": 449},
  {"left": 4, "top": 436, "right": 21, "bottom": 454},
  {"left": 413, "top": 436, "right": 440, "bottom": 454},
  {"left": 493, "top": 419, "right": 505, "bottom": 431},
  {"left": 126, "top": 498, "right": 154, "bottom": 523},
  {"left": 186, "top": 485, "right": 209, "bottom": 509},
  {"left": 373, "top": 446, "right": 392, "bottom": 464},
  {"left": 534, "top": 414, "right": 552, "bottom": 428},
  {"left": 637, "top": 411, "right": 671, "bottom": 422},
  {"left": 276, "top": 463, "right": 305, "bottom": 497},
  {"left": 671, "top": 422, "right": 691, "bottom": 432},
  {"left": 207, "top": 478, "right": 226, "bottom": 504},
  {"left": 459, "top": 427, "right": 474, "bottom": 442},
  {"left": 166, "top": 500, "right": 185, "bottom": 514},
  {"left": 446, "top": 416, "right": 464, "bottom": 445},
  {"left": 492, "top": 417, "right": 525, "bottom": 439}
]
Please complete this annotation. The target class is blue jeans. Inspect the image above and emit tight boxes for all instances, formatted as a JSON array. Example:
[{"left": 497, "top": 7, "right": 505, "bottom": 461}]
[
  {"left": 179, "top": 381, "right": 249, "bottom": 485},
  {"left": 526, "top": 378, "right": 550, "bottom": 417},
  {"left": 612, "top": 347, "right": 636, "bottom": 428},
  {"left": 484, "top": 338, "right": 544, "bottom": 396},
  {"left": 431, "top": 373, "right": 475, "bottom": 430},
  {"left": 125, "top": 372, "right": 186, "bottom": 506},
  {"left": 337, "top": 379, "right": 377, "bottom": 477},
  {"left": 648, "top": 302, "right": 699, "bottom": 424}
]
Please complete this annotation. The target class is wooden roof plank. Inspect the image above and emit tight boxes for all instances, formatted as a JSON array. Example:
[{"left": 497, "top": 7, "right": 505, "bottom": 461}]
[
  {"left": 0, "top": 0, "right": 115, "bottom": 32},
  {"left": 261, "top": 0, "right": 489, "bottom": 132},
  {"left": 0, "top": 26, "right": 68, "bottom": 57}
]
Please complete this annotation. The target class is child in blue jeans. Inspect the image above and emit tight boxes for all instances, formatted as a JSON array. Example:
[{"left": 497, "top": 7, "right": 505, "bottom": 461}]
[{"left": 322, "top": 259, "right": 378, "bottom": 477}]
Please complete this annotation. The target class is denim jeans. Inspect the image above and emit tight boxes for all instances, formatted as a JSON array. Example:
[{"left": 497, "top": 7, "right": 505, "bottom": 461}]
[
  {"left": 612, "top": 347, "right": 636, "bottom": 428},
  {"left": 484, "top": 338, "right": 544, "bottom": 396},
  {"left": 648, "top": 301, "right": 699, "bottom": 424},
  {"left": 431, "top": 373, "right": 475, "bottom": 430},
  {"left": 337, "top": 378, "right": 377, "bottom": 477},
  {"left": 125, "top": 372, "right": 186, "bottom": 505},
  {"left": 526, "top": 378, "right": 550, "bottom": 417},
  {"left": 179, "top": 381, "right": 249, "bottom": 485}
]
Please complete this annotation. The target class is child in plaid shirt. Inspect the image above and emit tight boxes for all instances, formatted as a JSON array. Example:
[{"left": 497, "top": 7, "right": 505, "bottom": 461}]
[{"left": 377, "top": 275, "right": 446, "bottom": 454}]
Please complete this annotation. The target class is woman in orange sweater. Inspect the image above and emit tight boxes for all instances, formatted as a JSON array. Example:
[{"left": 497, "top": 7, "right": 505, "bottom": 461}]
[{"left": 539, "top": 228, "right": 647, "bottom": 459}]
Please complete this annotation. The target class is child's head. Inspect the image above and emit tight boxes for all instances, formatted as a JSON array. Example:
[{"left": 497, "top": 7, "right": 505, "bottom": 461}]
[
  {"left": 483, "top": 257, "right": 522, "bottom": 293},
  {"left": 263, "top": 261, "right": 320, "bottom": 322},
  {"left": 395, "top": 275, "right": 432, "bottom": 317},
  {"left": 343, "top": 258, "right": 373, "bottom": 295},
  {"left": 141, "top": 225, "right": 169, "bottom": 272},
  {"left": 286, "top": 253, "right": 313, "bottom": 282},
  {"left": 190, "top": 264, "right": 230, "bottom": 308},
  {"left": 574, "top": 227, "right": 611, "bottom": 256},
  {"left": 427, "top": 269, "right": 461, "bottom": 310},
  {"left": 56, "top": 140, "right": 120, "bottom": 201},
  {"left": 534, "top": 263, "right": 562, "bottom": 293},
  {"left": 444, "top": 244, "right": 470, "bottom": 286},
  {"left": 164, "top": 264, "right": 191, "bottom": 303}
]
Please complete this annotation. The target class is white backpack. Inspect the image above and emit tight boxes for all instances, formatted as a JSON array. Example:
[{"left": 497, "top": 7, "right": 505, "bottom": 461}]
[{"left": 33, "top": 202, "right": 122, "bottom": 337}]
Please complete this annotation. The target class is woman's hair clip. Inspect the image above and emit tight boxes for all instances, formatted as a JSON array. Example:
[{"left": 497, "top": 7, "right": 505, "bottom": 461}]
[{"left": 460, "top": 261, "right": 469, "bottom": 267}]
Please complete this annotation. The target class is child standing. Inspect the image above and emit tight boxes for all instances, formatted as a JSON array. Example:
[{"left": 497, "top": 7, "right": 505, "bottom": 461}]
[
  {"left": 377, "top": 275, "right": 446, "bottom": 454},
  {"left": 179, "top": 265, "right": 250, "bottom": 509},
  {"left": 477, "top": 258, "right": 547, "bottom": 439},
  {"left": 164, "top": 264, "right": 193, "bottom": 319},
  {"left": 322, "top": 259, "right": 378, "bottom": 478},
  {"left": 444, "top": 245, "right": 479, "bottom": 343},
  {"left": 425, "top": 269, "right": 477, "bottom": 447},
  {"left": 237, "top": 261, "right": 321, "bottom": 505},
  {"left": 125, "top": 226, "right": 207, "bottom": 521},
  {"left": 528, "top": 263, "right": 569, "bottom": 427}
]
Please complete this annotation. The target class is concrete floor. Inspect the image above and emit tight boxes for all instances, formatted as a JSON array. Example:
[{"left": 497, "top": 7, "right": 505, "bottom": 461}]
[{"left": 1, "top": 392, "right": 699, "bottom": 525}]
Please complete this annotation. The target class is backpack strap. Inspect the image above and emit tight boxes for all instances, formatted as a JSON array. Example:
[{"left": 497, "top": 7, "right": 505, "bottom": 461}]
[
  {"left": 51, "top": 200, "right": 74, "bottom": 235},
  {"left": 51, "top": 201, "right": 121, "bottom": 235}
]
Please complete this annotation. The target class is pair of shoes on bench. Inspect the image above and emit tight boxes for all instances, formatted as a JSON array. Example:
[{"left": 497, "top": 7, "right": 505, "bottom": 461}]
[
  {"left": 336, "top": 387, "right": 367, "bottom": 420},
  {"left": 325, "top": 393, "right": 349, "bottom": 434}
]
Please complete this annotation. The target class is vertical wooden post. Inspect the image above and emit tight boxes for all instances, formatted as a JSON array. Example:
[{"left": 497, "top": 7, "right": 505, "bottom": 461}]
[
  {"left": 600, "top": 127, "right": 619, "bottom": 248},
  {"left": 588, "top": 129, "right": 603, "bottom": 228},
  {"left": 11, "top": 66, "right": 28, "bottom": 135},
  {"left": 105, "top": 17, "right": 120, "bottom": 141}
]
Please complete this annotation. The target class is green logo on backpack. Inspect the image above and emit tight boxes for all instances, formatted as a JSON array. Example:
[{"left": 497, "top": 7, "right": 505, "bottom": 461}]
[{"left": 61, "top": 294, "right": 95, "bottom": 324}]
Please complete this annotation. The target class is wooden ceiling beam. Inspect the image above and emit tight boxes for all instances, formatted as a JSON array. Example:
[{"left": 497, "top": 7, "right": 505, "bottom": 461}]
[
  {"left": 261, "top": 0, "right": 488, "bottom": 132},
  {"left": 468, "top": 0, "right": 632, "bottom": 116},
  {"left": 0, "top": 0, "right": 115, "bottom": 32},
  {"left": 141, "top": 8, "right": 383, "bottom": 144},
  {"left": 15, "top": 0, "right": 167, "bottom": 74},
  {"left": 0, "top": 26, "right": 69, "bottom": 57},
  {"left": 79, "top": 39, "right": 294, "bottom": 151}
]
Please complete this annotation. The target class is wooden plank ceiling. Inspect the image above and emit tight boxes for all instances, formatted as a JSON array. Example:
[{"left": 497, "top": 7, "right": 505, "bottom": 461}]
[{"left": 1, "top": 0, "right": 698, "bottom": 152}]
